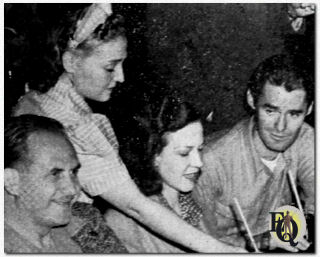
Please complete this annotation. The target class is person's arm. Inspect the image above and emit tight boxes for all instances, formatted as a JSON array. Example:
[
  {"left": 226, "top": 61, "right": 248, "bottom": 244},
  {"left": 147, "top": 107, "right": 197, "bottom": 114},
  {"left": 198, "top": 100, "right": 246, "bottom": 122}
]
[
  {"left": 70, "top": 126, "right": 245, "bottom": 253},
  {"left": 296, "top": 126, "right": 314, "bottom": 248},
  {"left": 74, "top": 148, "right": 244, "bottom": 252},
  {"left": 102, "top": 179, "right": 245, "bottom": 253},
  {"left": 296, "top": 126, "right": 314, "bottom": 215}
]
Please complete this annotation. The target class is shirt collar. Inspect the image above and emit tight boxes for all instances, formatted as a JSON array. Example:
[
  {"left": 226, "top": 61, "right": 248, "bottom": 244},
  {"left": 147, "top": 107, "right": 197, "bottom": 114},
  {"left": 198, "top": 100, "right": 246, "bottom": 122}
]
[{"left": 51, "top": 74, "right": 92, "bottom": 116}]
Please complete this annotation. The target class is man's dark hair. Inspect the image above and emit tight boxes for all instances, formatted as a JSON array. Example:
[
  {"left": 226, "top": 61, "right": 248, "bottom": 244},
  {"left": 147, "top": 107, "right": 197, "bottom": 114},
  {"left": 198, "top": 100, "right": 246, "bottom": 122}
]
[
  {"left": 5, "top": 114, "right": 66, "bottom": 168},
  {"left": 248, "top": 54, "right": 314, "bottom": 107}
]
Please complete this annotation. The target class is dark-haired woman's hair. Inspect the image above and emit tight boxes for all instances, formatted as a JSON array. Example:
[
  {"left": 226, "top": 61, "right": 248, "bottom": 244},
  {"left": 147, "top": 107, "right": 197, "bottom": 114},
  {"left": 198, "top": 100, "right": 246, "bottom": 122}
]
[
  {"left": 121, "top": 96, "right": 201, "bottom": 196},
  {"left": 25, "top": 5, "right": 126, "bottom": 93},
  {"left": 5, "top": 114, "right": 66, "bottom": 168}
]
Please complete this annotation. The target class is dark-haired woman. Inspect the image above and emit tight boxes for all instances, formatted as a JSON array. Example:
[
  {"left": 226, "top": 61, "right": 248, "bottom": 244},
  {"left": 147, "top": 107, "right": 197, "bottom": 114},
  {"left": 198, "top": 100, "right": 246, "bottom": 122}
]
[{"left": 105, "top": 96, "right": 244, "bottom": 252}]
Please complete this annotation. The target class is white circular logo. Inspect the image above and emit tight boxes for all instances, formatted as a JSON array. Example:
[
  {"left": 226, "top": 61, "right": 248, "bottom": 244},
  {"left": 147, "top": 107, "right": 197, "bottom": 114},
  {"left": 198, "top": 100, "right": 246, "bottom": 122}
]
[{"left": 269, "top": 205, "right": 306, "bottom": 247}]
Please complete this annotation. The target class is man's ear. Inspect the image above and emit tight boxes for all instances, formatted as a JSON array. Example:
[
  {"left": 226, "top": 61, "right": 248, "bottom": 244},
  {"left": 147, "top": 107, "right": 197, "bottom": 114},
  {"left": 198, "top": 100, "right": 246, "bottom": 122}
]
[
  {"left": 4, "top": 168, "right": 20, "bottom": 196},
  {"left": 247, "top": 89, "right": 256, "bottom": 110},
  {"left": 62, "top": 51, "right": 79, "bottom": 73},
  {"left": 306, "top": 102, "right": 314, "bottom": 116}
]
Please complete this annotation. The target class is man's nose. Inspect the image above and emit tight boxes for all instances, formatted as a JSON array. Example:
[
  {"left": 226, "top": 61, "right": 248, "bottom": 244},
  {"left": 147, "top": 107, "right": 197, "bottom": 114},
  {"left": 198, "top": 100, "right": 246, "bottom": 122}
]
[
  {"left": 114, "top": 63, "right": 125, "bottom": 83},
  {"left": 60, "top": 173, "right": 79, "bottom": 196},
  {"left": 275, "top": 114, "right": 287, "bottom": 132}
]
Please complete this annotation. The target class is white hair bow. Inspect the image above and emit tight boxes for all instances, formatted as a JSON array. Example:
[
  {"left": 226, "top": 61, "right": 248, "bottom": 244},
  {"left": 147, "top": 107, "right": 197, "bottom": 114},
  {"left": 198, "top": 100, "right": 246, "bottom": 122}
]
[{"left": 68, "top": 3, "right": 112, "bottom": 49}]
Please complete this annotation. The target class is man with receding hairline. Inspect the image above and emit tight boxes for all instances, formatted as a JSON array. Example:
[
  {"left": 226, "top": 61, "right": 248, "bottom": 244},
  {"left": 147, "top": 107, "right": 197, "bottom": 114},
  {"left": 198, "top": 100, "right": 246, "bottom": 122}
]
[{"left": 4, "top": 115, "right": 82, "bottom": 253}]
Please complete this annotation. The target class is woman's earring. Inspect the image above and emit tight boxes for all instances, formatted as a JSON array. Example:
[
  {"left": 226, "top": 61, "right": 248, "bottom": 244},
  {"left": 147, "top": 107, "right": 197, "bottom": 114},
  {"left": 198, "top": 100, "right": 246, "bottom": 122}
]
[{"left": 154, "top": 156, "right": 160, "bottom": 168}]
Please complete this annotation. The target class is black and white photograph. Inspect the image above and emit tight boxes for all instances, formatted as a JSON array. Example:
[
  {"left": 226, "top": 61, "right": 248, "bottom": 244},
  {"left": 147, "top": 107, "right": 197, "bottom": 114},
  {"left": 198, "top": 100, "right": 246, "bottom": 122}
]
[{"left": 3, "top": 2, "right": 316, "bottom": 253}]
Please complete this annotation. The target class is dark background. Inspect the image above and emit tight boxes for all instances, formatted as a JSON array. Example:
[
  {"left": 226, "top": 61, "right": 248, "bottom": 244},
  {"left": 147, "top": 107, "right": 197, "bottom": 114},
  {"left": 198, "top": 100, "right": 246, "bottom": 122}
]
[{"left": 4, "top": 3, "right": 315, "bottom": 143}]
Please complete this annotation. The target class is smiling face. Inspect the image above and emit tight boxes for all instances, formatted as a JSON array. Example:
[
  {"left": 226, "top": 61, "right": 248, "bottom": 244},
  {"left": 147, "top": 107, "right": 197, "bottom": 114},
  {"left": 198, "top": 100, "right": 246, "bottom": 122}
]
[
  {"left": 248, "top": 82, "right": 312, "bottom": 155},
  {"left": 18, "top": 131, "right": 81, "bottom": 228},
  {"left": 155, "top": 121, "right": 204, "bottom": 194},
  {"left": 71, "top": 36, "right": 127, "bottom": 102}
]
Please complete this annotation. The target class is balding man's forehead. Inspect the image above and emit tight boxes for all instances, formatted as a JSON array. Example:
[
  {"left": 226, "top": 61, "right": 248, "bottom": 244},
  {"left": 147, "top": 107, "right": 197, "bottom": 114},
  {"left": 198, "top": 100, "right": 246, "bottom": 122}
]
[{"left": 26, "top": 130, "right": 76, "bottom": 160}]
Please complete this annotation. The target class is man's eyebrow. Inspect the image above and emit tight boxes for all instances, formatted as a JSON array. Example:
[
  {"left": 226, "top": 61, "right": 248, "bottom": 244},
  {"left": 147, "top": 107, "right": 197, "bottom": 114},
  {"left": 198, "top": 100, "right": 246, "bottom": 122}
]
[
  {"left": 50, "top": 163, "right": 81, "bottom": 172},
  {"left": 263, "top": 103, "right": 305, "bottom": 113},
  {"left": 262, "top": 103, "right": 278, "bottom": 110},
  {"left": 289, "top": 109, "right": 304, "bottom": 114},
  {"left": 174, "top": 146, "right": 193, "bottom": 150}
]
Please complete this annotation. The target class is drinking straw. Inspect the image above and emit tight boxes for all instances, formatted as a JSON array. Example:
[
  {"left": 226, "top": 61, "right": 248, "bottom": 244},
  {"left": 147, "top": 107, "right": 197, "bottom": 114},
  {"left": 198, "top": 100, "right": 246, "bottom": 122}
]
[
  {"left": 287, "top": 169, "right": 304, "bottom": 214},
  {"left": 233, "top": 198, "right": 260, "bottom": 253}
]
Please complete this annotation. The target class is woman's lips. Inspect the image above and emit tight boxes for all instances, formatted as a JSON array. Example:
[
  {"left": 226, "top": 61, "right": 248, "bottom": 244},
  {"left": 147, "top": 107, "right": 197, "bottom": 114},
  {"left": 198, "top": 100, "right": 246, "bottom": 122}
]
[{"left": 184, "top": 172, "right": 200, "bottom": 182}]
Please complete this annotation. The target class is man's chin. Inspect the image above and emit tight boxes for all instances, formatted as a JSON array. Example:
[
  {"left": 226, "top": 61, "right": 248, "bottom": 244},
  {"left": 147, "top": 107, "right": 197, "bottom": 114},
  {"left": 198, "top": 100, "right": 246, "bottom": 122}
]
[
  {"left": 266, "top": 142, "right": 290, "bottom": 153},
  {"left": 45, "top": 207, "right": 72, "bottom": 226}
]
